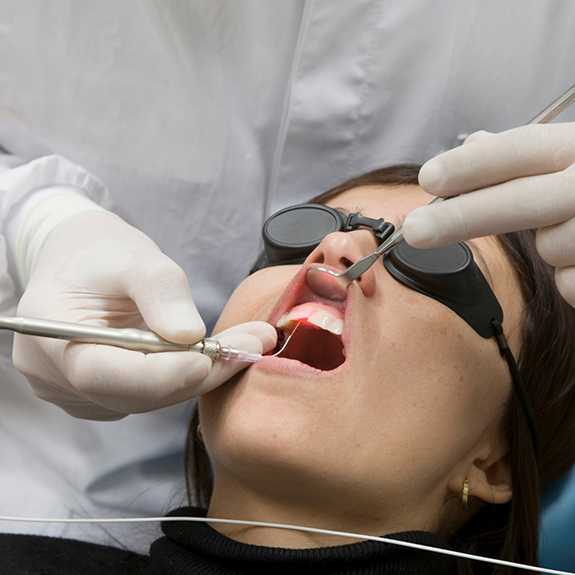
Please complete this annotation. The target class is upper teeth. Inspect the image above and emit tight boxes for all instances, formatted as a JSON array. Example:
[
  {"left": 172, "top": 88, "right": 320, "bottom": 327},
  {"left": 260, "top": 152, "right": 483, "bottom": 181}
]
[{"left": 277, "top": 303, "right": 344, "bottom": 336}]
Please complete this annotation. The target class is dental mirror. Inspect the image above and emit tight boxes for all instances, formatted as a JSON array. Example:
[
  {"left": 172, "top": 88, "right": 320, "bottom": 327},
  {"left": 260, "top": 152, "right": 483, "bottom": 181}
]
[{"left": 306, "top": 80, "right": 575, "bottom": 301}]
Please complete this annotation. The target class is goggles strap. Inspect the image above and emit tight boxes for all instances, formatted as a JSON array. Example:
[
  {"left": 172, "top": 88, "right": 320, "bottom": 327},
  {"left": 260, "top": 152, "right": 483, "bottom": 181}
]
[{"left": 491, "top": 319, "right": 540, "bottom": 458}]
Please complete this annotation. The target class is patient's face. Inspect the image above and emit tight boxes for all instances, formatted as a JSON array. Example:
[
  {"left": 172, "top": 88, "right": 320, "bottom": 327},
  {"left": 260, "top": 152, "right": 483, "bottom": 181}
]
[{"left": 201, "top": 185, "right": 522, "bottom": 531}]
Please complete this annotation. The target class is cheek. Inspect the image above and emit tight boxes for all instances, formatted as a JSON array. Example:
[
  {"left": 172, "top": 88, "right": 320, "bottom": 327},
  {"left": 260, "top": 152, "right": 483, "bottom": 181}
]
[
  {"left": 355, "top": 290, "right": 510, "bottom": 446},
  {"left": 205, "top": 265, "right": 513, "bottom": 498},
  {"left": 213, "top": 267, "right": 298, "bottom": 333}
]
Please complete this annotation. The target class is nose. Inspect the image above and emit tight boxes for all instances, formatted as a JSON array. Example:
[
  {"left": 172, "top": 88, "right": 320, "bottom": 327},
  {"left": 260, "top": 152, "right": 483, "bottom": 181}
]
[{"left": 306, "top": 230, "right": 379, "bottom": 298}]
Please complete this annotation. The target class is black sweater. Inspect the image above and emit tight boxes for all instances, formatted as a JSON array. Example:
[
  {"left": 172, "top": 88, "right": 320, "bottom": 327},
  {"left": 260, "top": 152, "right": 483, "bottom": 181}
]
[{"left": 0, "top": 507, "right": 456, "bottom": 574}]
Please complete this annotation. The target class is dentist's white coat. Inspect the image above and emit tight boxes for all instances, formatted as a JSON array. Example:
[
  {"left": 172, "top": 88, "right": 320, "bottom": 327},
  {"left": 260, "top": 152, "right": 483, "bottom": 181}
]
[{"left": 0, "top": 0, "right": 574, "bottom": 550}]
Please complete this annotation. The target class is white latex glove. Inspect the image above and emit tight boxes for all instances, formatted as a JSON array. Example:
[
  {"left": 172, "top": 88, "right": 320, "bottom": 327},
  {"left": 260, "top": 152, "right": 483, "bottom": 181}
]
[
  {"left": 13, "top": 210, "right": 276, "bottom": 420},
  {"left": 403, "top": 123, "right": 575, "bottom": 307}
]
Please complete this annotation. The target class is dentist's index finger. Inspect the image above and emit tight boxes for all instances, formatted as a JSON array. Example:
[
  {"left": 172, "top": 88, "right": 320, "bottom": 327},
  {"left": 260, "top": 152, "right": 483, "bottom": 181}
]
[
  {"left": 418, "top": 124, "right": 575, "bottom": 197},
  {"left": 404, "top": 167, "right": 575, "bottom": 248}
]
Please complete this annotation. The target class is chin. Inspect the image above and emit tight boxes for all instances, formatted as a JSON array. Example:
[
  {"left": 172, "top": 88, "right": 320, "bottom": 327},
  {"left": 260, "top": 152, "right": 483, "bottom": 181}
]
[{"left": 200, "top": 367, "right": 340, "bottom": 492}]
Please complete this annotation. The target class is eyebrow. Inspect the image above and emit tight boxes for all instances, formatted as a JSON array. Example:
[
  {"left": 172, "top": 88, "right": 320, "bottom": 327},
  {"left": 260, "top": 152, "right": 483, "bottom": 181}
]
[
  {"left": 393, "top": 213, "right": 408, "bottom": 228},
  {"left": 334, "top": 206, "right": 363, "bottom": 217},
  {"left": 466, "top": 239, "right": 494, "bottom": 286}
]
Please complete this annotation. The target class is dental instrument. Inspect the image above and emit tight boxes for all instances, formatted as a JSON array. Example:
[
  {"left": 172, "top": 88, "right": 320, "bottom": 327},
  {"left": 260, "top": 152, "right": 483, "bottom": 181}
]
[
  {"left": 0, "top": 315, "right": 261, "bottom": 362},
  {"left": 306, "top": 80, "right": 575, "bottom": 301}
]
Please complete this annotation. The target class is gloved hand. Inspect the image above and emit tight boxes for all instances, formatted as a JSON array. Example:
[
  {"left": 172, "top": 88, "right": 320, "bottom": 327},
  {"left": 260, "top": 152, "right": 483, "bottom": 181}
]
[
  {"left": 403, "top": 123, "right": 575, "bottom": 307},
  {"left": 13, "top": 210, "right": 276, "bottom": 420}
]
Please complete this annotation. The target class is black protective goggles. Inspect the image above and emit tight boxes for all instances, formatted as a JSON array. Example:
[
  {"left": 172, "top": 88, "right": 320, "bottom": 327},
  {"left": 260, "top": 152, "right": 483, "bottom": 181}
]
[{"left": 252, "top": 203, "right": 540, "bottom": 456}]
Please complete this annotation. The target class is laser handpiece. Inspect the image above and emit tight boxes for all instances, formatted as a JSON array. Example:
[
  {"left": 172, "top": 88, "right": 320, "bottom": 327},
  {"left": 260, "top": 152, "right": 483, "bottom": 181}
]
[{"left": 0, "top": 315, "right": 262, "bottom": 362}]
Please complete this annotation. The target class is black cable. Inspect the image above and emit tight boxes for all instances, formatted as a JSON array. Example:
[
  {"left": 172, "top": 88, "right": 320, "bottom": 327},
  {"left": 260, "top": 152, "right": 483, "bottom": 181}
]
[{"left": 491, "top": 319, "right": 540, "bottom": 458}]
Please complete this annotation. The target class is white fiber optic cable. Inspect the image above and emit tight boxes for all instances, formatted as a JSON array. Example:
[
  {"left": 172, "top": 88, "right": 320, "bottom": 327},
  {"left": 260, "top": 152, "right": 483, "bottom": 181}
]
[{"left": 0, "top": 514, "right": 572, "bottom": 574}]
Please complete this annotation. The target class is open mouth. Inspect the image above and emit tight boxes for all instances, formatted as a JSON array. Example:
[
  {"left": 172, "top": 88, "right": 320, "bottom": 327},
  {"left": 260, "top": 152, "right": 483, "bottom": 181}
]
[{"left": 271, "top": 302, "right": 345, "bottom": 371}]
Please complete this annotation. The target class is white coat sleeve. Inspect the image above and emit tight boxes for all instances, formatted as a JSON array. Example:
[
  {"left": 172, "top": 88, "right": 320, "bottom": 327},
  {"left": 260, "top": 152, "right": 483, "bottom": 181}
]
[{"left": 0, "top": 154, "right": 116, "bottom": 366}]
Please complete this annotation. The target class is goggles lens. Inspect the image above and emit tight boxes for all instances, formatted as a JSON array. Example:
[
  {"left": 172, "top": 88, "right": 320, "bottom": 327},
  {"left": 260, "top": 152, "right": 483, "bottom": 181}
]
[
  {"left": 257, "top": 205, "right": 346, "bottom": 269},
  {"left": 252, "top": 204, "right": 393, "bottom": 272},
  {"left": 383, "top": 242, "right": 503, "bottom": 338}
]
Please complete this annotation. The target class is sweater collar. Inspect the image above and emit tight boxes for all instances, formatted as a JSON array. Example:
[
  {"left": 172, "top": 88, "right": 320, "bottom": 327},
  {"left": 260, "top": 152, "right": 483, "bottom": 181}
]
[{"left": 151, "top": 507, "right": 456, "bottom": 575}]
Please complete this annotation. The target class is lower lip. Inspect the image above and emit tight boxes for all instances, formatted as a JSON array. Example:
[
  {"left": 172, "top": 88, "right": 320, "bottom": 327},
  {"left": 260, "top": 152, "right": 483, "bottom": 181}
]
[{"left": 253, "top": 355, "right": 347, "bottom": 378}]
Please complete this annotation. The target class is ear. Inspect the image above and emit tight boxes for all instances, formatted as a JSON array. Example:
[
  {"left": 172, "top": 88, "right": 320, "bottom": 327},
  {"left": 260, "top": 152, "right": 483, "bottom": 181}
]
[{"left": 448, "top": 451, "right": 513, "bottom": 505}]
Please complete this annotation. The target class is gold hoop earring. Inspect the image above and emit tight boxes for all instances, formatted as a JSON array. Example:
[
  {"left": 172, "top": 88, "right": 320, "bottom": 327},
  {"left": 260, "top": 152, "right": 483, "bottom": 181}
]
[
  {"left": 461, "top": 479, "right": 469, "bottom": 510},
  {"left": 196, "top": 423, "right": 203, "bottom": 443}
]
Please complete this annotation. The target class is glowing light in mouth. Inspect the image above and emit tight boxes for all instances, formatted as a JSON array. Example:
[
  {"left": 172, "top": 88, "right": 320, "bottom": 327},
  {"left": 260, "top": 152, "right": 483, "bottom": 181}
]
[
  {"left": 276, "top": 302, "right": 344, "bottom": 337},
  {"left": 272, "top": 303, "right": 346, "bottom": 370}
]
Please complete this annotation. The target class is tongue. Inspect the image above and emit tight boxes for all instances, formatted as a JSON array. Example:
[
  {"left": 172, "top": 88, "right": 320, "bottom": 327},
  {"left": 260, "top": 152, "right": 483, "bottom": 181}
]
[{"left": 278, "top": 321, "right": 345, "bottom": 371}]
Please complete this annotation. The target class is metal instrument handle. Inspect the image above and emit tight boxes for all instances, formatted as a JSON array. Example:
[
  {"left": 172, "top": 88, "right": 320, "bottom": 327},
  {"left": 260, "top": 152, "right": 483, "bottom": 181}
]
[{"left": 0, "top": 315, "right": 207, "bottom": 354}]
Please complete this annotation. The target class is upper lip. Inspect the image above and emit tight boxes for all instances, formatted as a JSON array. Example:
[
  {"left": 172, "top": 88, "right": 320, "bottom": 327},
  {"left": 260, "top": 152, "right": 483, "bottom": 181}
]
[{"left": 267, "top": 263, "right": 349, "bottom": 330}]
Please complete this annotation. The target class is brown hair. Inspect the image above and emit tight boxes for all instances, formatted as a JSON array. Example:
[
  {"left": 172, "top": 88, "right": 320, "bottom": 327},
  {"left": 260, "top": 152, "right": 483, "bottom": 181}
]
[{"left": 186, "top": 164, "right": 575, "bottom": 573}]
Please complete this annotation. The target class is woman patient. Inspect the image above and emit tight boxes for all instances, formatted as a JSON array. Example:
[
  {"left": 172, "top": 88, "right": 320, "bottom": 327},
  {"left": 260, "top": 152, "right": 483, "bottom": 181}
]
[{"left": 2, "top": 164, "right": 575, "bottom": 574}]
